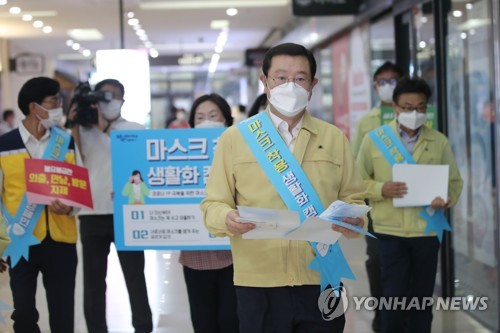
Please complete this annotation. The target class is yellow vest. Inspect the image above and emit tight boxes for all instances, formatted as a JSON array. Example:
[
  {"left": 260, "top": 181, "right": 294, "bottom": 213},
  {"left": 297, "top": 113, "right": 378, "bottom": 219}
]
[{"left": 1, "top": 138, "right": 77, "bottom": 244}]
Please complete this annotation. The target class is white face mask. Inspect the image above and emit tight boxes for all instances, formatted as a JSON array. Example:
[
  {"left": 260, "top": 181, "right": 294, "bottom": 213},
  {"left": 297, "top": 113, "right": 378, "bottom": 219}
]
[
  {"left": 268, "top": 81, "right": 310, "bottom": 118},
  {"left": 377, "top": 84, "right": 396, "bottom": 103},
  {"left": 398, "top": 110, "right": 427, "bottom": 130},
  {"left": 99, "top": 99, "right": 122, "bottom": 121},
  {"left": 195, "top": 120, "right": 225, "bottom": 128},
  {"left": 36, "top": 105, "right": 63, "bottom": 129}
]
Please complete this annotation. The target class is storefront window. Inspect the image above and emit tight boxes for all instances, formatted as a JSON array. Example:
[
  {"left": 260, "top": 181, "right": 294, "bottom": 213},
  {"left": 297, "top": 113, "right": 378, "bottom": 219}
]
[{"left": 446, "top": 0, "right": 498, "bottom": 329}]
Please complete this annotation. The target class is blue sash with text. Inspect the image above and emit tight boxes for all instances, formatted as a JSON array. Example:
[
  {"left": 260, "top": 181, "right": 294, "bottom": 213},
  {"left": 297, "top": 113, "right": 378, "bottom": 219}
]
[
  {"left": 237, "top": 112, "right": 355, "bottom": 290},
  {"left": 369, "top": 124, "right": 450, "bottom": 242},
  {"left": 2, "top": 127, "right": 71, "bottom": 266}
]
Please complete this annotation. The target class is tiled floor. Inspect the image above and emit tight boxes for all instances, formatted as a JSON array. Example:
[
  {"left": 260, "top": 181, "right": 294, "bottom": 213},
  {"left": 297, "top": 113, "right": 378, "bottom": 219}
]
[{"left": 0, "top": 234, "right": 493, "bottom": 332}]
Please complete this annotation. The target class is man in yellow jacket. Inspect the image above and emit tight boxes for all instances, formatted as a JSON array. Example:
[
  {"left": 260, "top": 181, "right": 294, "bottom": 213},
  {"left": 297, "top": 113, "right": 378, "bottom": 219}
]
[
  {"left": 201, "top": 43, "right": 367, "bottom": 333},
  {"left": 356, "top": 77, "right": 463, "bottom": 333},
  {"left": 351, "top": 60, "right": 404, "bottom": 332},
  {"left": 0, "top": 77, "right": 80, "bottom": 332}
]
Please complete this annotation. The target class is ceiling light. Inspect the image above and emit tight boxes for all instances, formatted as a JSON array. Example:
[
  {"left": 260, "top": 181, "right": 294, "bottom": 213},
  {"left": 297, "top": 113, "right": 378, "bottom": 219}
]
[
  {"left": 144, "top": 41, "right": 152, "bottom": 47},
  {"left": 210, "top": 20, "right": 229, "bottom": 29},
  {"left": 33, "top": 20, "right": 44, "bottom": 28},
  {"left": 149, "top": 48, "right": 159, "bottom": 58},
  {"left": 66, "top": 39, "right": 74, "bottom": 46},
  {"left": 453, "top": 10, "right": 462, "bottom": 18},
  {"left": 42, "top": 26, "right": 52, "bottom": 33},
  {"left": 9, "top": 6, "right": 20, "bottom": 14},
  {"left": 128, "top": 18, "right": 139, "bottom": 26},
  {"left": 214, "top": 45, "right": 223, "bottom": 53},
  {"left": 419, "top": 41, "right": 426, "bottom": 48},
  {"left": 133, "top": 24, "right": 142, "bottom": 30},
  {"left": 420, "top": 16, "right": 428, "bottom": 23},
  {"left": 22, "top": 14, "right": 32, "bottom": 21},
  {"left": 141, "top": 0, "right": 288, "bottom": 10},
  {"left": 208, "top": 53, "right": 220, "bottom": 73},
  {"left": 72, "top": 43, "right": 80, "bottom": 50},
  {"left": 460, "top": 32, "right": 467, "bottom": 39},
  {"left": 139, "top": 35, "right": 148, "bottom": 41},
  {"left": 136, "top": 29, "right": 146, "bottom": 36},
  {"left": 226, "top": 8, "right": 238, "bottom": 16},
  {"left": 82, "top": 49, "right": 91, "bottom": 57},
  {"left": 0, "top": 0, "right": 7, "bottom": 6},
  {"left": 466, "top": 3, "right": 473, "bottom": 10},
  {"left": 127, "top": 11, "right": 135, "bottom": 18},
  {"left": 67, "top": 28, "right": 103, "bottom": 41},
  {"left": 310, "top": 32, "right": 318, "bottom": 41}
]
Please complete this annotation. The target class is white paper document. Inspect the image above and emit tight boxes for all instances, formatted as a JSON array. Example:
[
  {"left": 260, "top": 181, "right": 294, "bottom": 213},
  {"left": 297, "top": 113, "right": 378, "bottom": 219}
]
[
  {"left": 283, "top": 217, "right": 343, "bottom": 244},
  {"left": 392, "top": 164, "right": 449, "bottom": 207},
  {"left": 236, "top": 206, "right": 300, "bottom": 240},
  {"left": 284, "top": 200, "right": 372, "bottom": 243}
]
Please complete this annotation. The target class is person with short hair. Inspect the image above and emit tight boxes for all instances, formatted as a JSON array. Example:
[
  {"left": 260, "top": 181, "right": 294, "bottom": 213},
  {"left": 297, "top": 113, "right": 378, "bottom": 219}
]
[
  {"left": 356, "top": 76, "right": 463, "bottom": 333},
  {"left": 0, "top": 76, "right": 80, "bottom": 332},
  {"left": 201, "top": 43, "right": 367, "bottom": 333},
  {"left": 72, "top": 78, "right": 153, "bottom": 333},
  {"left": 0, "top": 109, "right": 16, "bottom": 135}
]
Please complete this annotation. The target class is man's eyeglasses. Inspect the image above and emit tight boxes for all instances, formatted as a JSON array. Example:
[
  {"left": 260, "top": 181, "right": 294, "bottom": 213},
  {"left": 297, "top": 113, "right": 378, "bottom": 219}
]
[
  {"left": 396, "top": 104, "right": 427, "bottom": 113},
  {"left": 375, "top": 78, "right": 398, "bottom": 87},
  {"left": 42, "top": 96, "right": 63, "bottom": 106},
  {"left": 269, "top": 76, "right": 311, "bottom": 87}
]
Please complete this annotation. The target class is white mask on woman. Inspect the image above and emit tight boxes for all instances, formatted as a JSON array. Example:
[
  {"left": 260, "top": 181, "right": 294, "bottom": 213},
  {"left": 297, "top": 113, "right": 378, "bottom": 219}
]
[
  {"left": 99, "top": 99, "right": 122, "bottom": 121},
  {"left": 398, "top": 110, "right": 427, "bottom": 130},
  {"left": 36, "top": 105, "right": 63, "bottom": 129},
  {"left": 195, "top": 120, "right": 225, "bottom": 128},
  {"left": 268, "top": 82, "right": 310, "bottom": 117}
]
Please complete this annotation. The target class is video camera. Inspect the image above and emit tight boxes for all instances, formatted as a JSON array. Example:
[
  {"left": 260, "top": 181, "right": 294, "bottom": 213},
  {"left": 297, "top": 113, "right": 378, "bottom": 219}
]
[{"left": 69, "top": 81, "right": 112, "bottom": 127}]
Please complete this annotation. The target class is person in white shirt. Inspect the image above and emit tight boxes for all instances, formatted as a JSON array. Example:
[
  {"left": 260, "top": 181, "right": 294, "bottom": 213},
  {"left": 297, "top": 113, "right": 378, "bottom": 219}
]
[
  {"left": 0, "top": 76, "right": 81, "bottom": 332},
  {"left": 70, "top": 79, "right": 152, "bottom": 333}
]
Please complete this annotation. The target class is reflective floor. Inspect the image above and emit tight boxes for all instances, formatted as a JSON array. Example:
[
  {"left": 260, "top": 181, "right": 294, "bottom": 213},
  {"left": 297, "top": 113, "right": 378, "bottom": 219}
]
[{"left": 0, "top": 234, "right": 493, "bottom": 332}]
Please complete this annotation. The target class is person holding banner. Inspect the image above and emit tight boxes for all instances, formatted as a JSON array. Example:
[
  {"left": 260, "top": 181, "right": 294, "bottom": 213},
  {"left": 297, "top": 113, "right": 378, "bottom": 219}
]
[
  {"left": 179, "top": 93, "right": 239, "bottom": 333},
  {"left": 72, "top": 79, "right": 153, "bottom": 333},
  {"left": 356, "top": 77, "right": 463, "bottom": 333},
  {"left": 201, "top": 43, "right": 367, "bottom": 333},
  {"left": 351, "top": 60, "right": 404, "bottom": 332},
  {"left": 0, "top": 77, "right": 80, "bottom": 332}
]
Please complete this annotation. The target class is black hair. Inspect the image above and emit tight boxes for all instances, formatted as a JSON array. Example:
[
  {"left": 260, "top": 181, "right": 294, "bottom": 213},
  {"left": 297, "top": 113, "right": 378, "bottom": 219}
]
[
  {"left": 248, "top": 93, "right": 268, "bottom": 118},
  {"left": 94, "top": 79, "right": 125, "bottom": 99},
  {"left": 393, "top": 76, "right": 432, "bottom": 103},
  {"left": 373, "top": 61, "right": 405, "bottom": 81},
  {"left": 131, "top": 170, "right": 143, "bottom": 182},
  {"left": 262, "top": 43, "right": 316, "bottom": 79},
  {"left": 3, "top": 109, "right": 14, "bottom": 121},
  {"left": 17, "top": 77, "right": 60, "bottom": 115},
  {"left": 188, "top": 93, "right": 233, "bottom": 128}
]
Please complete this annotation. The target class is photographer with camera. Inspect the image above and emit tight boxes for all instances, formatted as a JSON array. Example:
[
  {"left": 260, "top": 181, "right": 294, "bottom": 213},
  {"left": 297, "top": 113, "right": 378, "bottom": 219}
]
[{"left": 70, "top": 79, "right": 152, "bottom": 333}]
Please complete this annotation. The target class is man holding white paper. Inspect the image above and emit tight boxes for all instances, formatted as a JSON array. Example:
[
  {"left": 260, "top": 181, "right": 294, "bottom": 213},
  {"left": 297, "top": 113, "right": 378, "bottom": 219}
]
[
  {"left": 356, "top": 77, "right": 463, "bottom": 333},
  {"left": 201, "top": 43, "right": 367, "bottom": 333}
]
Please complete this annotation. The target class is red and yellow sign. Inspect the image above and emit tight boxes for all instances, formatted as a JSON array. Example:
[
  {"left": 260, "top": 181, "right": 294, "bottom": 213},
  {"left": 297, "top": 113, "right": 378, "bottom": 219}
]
[{"left": 25, "top": 159, "right": 93, "bottom": 209}]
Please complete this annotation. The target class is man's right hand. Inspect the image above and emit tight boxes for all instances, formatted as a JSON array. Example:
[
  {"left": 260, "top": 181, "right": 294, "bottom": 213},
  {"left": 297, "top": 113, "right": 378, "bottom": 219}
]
[
  {"left": 382, "top": 181, "right": 408, "bottom": 198},
  {"left": 225, "top": 210, "right": 256, "bottom": 235}
]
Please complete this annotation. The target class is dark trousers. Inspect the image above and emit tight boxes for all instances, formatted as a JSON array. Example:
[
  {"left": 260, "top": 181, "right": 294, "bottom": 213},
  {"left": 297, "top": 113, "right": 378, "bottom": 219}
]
[
  {"left": 378, "top": 234, "right": 440, "bottom": 333},
  {"left": 236, "top": 285, "right": 345, "bottom": 333},
  {"left": 79, "top": 215, "right": 152, "bottom": 333},
  {"left": 183, "top": 265, "right": 239, "bottom": 333},
  {"left": 9, "top": 238, "right": 77, "bottom": 333},
  {"left": 365, "top": 218, "right": 382, "bottom": 322}
]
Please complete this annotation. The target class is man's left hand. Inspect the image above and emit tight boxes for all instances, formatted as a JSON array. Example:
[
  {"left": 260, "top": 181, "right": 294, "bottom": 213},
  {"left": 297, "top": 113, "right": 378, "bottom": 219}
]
[
  {"left": 49, "top": 199, "right": 73, "bottom": 215},
  {"left": 430, "top": 196, "right": 451, "bottom": 210},
  {"left": 332, "top": 217, "right": 364, "bottom": 239}
]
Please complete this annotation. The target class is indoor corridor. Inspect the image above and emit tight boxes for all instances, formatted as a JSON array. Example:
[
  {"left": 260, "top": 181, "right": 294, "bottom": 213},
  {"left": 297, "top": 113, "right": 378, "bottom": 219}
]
[{"left": 0, "top": 228, "right": 492, "bottom": 333}]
